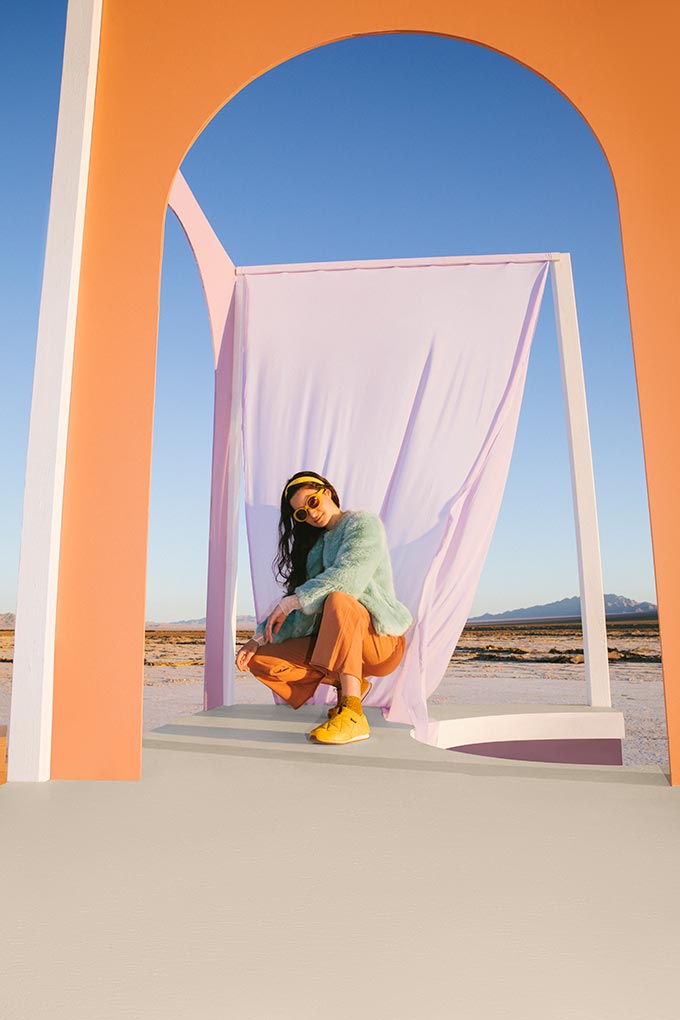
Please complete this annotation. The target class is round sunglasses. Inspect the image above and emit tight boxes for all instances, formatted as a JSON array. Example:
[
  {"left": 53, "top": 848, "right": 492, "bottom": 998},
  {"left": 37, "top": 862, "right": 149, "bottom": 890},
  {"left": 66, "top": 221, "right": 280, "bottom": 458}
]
[{"left": 292, "top": 488, "right": 325, "bottom": 522}]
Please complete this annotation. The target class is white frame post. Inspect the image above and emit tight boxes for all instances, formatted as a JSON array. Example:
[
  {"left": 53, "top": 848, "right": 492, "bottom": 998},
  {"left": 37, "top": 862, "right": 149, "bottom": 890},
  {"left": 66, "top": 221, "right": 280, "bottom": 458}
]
[
  {"left": 551, "top": 253, "right": 611, "bottom": 707},
  {"left": 8, "top": 0, "right": 103, "bottom": 782},
  {"left": 220, "top": 275, "right": 246, "bottom": 706}
]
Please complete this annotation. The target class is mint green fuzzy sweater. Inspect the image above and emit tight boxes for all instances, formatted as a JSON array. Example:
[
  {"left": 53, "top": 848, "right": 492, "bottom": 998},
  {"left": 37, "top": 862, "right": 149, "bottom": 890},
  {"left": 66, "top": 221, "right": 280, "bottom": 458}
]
[{"left": 253, "top": 509, "right": 413, "bottom": 644}]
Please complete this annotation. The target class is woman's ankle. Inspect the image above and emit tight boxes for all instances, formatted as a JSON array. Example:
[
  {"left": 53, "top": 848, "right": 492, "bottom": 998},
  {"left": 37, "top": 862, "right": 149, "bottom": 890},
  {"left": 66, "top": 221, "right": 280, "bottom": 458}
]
[
  {"left": 343, "top": 695, "right": 364, "bottom": 716},
  {"left": 339, "top": 671, "right": 361, "bottom": 698}
]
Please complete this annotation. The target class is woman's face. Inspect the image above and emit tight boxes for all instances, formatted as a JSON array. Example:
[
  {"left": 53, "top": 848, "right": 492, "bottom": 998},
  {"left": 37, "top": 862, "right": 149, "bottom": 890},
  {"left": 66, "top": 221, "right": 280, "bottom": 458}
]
[{"left": 289, "top": 486, "right": 334, "bottom": 528}]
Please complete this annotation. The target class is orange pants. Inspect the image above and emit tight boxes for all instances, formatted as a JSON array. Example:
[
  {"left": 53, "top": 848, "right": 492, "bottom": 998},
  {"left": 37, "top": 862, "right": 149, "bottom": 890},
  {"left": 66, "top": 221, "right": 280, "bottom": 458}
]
[{"left": 248, "top": 590, "right": 407, "bottom": 709}]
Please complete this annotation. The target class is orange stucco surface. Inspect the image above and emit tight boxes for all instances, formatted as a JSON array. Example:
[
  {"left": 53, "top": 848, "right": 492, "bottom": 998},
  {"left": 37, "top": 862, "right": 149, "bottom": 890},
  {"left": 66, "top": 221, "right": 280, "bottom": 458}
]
[{"left": 52, "top": 0, "right": 680, "bottom": 780}]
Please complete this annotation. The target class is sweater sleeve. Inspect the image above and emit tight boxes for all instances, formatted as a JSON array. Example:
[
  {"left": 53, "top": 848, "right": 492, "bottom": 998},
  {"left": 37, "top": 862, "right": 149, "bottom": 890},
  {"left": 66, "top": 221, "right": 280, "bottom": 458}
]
[
  {"left": 251, "top": 540, "right": 323, "bottom": 642},
  {"left": 294, "top": 512, "right": 385, "bottom": 615},
  {"left": 251, "top": 609, "right": 301, "bottom": 645},
  {"left": 252, "top": 620, "right": 267, "bottom": 644}
]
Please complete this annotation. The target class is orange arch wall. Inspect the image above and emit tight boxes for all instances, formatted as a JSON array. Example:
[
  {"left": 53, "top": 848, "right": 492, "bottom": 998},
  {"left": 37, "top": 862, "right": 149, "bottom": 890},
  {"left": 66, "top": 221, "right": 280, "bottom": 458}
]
[{"left": 52, "top": 0, "right": 680, "bottom": 780}]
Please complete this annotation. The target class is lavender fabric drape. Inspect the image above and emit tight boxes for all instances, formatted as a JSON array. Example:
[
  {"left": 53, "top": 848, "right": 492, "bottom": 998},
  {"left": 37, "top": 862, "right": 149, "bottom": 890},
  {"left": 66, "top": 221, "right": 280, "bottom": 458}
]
[{"left": 240, "top": 259, "right": 550, "bottom": 738}]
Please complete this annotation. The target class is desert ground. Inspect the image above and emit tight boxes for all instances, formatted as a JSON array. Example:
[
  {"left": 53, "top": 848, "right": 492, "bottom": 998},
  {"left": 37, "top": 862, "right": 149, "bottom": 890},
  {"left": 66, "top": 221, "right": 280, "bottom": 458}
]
[{"left": 0, "top": 619, "right": 666, "bottom": 769}]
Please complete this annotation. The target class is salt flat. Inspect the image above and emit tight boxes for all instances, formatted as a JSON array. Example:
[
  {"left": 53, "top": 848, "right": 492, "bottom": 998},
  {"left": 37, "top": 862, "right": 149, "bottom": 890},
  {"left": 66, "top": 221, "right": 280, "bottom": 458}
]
[{"left": 0, "top": 622, "right": 667, "bottom": 770}]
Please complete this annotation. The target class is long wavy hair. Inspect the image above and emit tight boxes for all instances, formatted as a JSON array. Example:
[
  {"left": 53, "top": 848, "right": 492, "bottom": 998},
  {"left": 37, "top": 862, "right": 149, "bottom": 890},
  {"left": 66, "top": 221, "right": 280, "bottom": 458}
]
[{"left": 273, "top": 470, "right": 341, "bottom": 594}]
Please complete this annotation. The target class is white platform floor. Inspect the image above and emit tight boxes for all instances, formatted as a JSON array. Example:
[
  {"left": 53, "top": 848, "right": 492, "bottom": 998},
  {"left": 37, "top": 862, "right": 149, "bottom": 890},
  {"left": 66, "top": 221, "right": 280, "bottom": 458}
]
[{"left": 1, "top": 702, "right": 679, "bottom": 1020}]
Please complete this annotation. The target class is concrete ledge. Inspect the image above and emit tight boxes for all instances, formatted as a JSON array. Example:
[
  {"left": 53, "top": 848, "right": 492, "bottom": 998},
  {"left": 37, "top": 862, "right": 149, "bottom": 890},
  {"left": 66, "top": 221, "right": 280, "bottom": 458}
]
[{"left": 139, "top": 703, "right": 668, "bottom": 787}]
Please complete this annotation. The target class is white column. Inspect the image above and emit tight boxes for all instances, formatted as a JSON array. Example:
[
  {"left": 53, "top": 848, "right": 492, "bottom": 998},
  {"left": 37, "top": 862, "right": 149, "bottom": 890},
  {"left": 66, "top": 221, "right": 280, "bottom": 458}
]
[
  {"left": 221, "top": 276, "right": 246, "bottom": 705},
  {"left": 551, "top": 253, "right": 611, "bottom": 707},
  {"left": 8, "top": 0, "right": 103, "bottom": 782}
]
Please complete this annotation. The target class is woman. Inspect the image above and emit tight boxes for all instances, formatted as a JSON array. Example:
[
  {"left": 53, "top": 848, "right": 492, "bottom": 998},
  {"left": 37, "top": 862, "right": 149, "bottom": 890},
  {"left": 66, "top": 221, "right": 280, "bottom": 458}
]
[{"left": 235, "top": 470, "right": 413, "bottom": 745}]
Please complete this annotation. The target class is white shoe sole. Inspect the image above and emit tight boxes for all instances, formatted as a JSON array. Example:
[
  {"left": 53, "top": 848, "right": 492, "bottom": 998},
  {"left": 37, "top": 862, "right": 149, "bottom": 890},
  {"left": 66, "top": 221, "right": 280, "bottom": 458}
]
[{"left": 311, "top": 730, "right": 370, "bottom": 745}]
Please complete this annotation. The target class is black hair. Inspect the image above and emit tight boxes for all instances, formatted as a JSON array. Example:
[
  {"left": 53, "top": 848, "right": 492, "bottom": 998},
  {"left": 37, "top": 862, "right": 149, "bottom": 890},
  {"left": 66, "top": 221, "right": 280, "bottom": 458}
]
[{"left": 272, "top": 470, "right": 341, "bottom": 594}]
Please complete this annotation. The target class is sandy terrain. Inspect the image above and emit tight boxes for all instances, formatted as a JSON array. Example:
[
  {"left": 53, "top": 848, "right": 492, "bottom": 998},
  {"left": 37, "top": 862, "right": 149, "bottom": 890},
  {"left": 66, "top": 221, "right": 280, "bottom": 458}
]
[{"left": 0, "top": 620, "right": 667, "bottom": 770}]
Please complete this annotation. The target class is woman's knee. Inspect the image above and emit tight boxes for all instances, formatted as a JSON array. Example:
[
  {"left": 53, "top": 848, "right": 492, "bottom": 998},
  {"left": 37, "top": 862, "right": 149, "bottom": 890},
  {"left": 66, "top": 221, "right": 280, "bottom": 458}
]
[
  {"left": 323, "top": 590, "right": 362, "bottom": 613},
  {"left": 247, "top": 651, "right": 272, "bottom": 677}
]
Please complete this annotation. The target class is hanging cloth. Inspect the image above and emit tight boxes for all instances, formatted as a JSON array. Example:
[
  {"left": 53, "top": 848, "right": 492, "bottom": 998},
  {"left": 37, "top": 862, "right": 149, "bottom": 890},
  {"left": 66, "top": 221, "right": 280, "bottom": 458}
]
[{"left": 240, "top": 258, "right": 550, "bottom": 738}]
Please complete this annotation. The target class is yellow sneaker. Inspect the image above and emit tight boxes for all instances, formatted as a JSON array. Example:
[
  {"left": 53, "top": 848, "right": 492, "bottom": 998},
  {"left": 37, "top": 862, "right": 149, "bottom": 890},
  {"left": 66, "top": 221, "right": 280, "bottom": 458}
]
[
  {"left": 312, "top": 706, "right": 370, "bottom": 744},
  {"left": 307, "top": 718, "right": 331, "bottom": 741},
  {"left": 327, "top": 679, "right": 372, "bottom": 719}
]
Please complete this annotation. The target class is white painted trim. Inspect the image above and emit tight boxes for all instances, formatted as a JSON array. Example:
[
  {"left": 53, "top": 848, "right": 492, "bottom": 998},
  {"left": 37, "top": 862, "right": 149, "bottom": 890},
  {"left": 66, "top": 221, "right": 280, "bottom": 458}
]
[
  {"left": 237, "top": 252, "right": 560, "bottom": 276},
  {"left": 429, "top": 708, "right": 624, "bottom": 750},
  {"left": 8, "top": 0, "right": 103, "bottom": 782},
  {"left": 551, "top": 254, "right": 612, "bottom": 707}
]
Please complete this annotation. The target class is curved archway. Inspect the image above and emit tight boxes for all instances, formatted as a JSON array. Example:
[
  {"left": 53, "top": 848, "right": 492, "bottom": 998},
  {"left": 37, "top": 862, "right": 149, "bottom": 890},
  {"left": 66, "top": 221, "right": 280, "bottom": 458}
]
[{"left": 166, "top": 33, "right": 645, "bottom": 730}]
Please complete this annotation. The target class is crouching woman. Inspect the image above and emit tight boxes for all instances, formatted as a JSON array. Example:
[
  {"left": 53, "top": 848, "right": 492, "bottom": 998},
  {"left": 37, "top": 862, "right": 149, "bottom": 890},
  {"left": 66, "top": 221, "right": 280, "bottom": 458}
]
[{"left": 235, "top": 471, "right": 413, "bottom": 745}]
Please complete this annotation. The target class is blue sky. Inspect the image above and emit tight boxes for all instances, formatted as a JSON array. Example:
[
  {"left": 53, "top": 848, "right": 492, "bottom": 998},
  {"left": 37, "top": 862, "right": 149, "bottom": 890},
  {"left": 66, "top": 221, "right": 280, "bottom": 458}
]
[{"left": 1, "top": 5, "right": 656, "bottom": 621}]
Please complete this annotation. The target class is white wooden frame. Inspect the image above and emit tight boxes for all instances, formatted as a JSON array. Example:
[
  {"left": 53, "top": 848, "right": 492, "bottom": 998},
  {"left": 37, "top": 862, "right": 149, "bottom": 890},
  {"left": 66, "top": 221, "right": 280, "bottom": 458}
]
[
  {"left": 8, "top": 0, "right": 103, "bottom": 783},
  {"left": 550, "top": 253, "right": 611, "bottom": 706},
  {"left": 221, "top": 275, "right": 246, "bottom": 707},
  {"left": 232, "top": 252, "right": 611, "bottom": 709}
]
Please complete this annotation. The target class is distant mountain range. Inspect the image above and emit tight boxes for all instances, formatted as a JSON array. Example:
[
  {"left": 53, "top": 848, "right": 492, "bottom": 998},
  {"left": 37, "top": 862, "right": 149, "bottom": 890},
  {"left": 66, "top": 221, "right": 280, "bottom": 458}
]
[
  {"left": 468, "top": 594, "right": 657, "bottom": 622},
  {"left": 0, "top": 595, "right": 657, "bottom": 631},
  {"left": 146, "top": 617, "right": 211, "bottom": 630},
  {"left": 0, "top": 613, "right": 252, "bottom": 631},
  {"left": 145, "top": 616, "right": 257, "bottom": 631}
]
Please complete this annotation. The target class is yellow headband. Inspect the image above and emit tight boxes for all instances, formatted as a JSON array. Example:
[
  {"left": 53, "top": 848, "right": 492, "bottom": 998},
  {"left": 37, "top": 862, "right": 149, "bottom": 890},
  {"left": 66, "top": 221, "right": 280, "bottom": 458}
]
[{"left": 284, "top": 476, "right": 326, "bottom": 499}]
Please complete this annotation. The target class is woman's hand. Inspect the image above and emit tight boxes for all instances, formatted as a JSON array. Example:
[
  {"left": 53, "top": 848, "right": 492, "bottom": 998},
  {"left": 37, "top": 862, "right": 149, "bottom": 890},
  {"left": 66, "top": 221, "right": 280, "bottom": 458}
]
[
  {"left": 264, "top": 597, "right": 291, "bottom": 641},
  {"left": 235, "top": 639, "right": 260, "bottom": 672},
  {"left": 264, "top": 594, "right": 300, "bottom": 642},
  {"left": 235, "top": 595, "right": 301, "bottom": 669}
]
